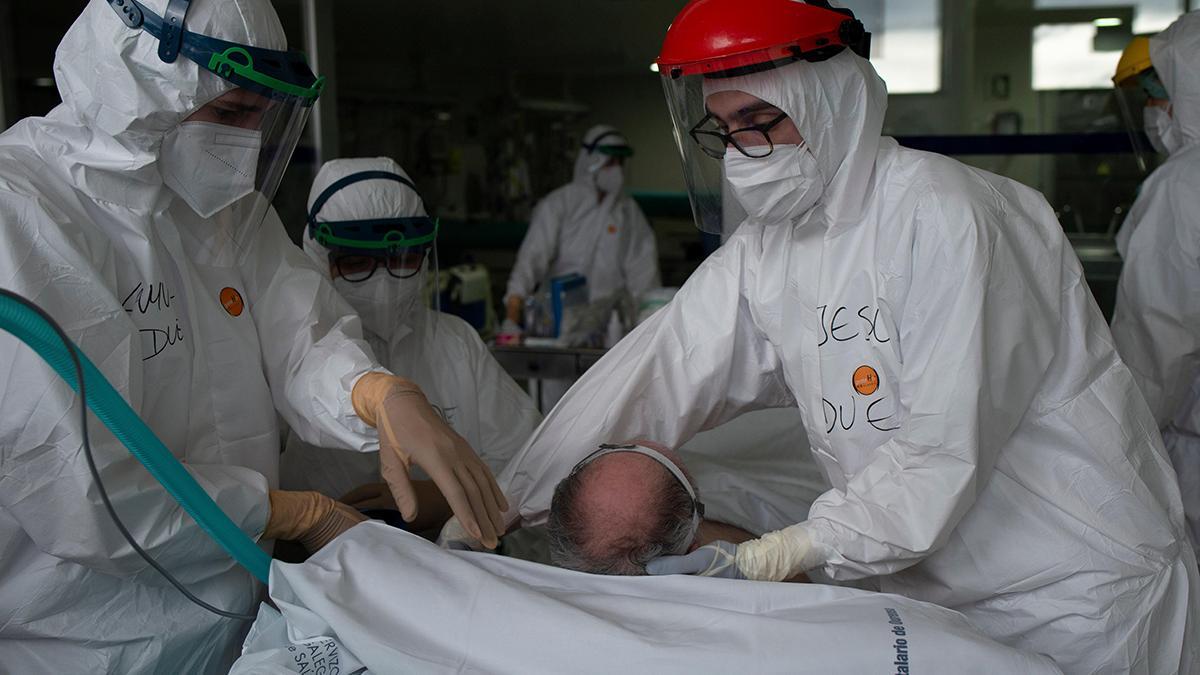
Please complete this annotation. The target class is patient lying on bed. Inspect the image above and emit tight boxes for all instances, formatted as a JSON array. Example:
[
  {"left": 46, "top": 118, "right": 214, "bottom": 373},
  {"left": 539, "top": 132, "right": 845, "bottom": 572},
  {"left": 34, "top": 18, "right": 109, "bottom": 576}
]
[{"left": 545, "top": 441, "right": 765, "bottom": 576}]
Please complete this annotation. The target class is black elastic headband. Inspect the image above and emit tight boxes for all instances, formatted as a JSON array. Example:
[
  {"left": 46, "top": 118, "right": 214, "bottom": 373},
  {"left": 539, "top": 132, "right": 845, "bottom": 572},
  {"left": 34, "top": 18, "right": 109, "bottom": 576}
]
[{"left": 307, "top": 170, "right": 419, "bottom": 228}]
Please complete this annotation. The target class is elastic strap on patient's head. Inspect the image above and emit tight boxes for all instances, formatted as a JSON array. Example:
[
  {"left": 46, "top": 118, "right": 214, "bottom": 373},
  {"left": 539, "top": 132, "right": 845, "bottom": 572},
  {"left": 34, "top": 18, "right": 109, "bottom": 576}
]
[{"left": 570, "top": 443, "right": 705, "bottom": 541}]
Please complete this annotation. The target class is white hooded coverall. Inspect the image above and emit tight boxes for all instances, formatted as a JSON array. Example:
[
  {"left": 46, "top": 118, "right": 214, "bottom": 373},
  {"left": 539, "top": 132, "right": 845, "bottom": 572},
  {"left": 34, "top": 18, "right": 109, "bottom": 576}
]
[
  {"left": 505, "top": 125, "right": 661, "bottom": 308},
  {"left": 1111, "top": 11, "right": 1200, "bottom": 559},
  {"left": 0, "top": 2, "right": 386, "bottom": 672},
  {"left": 282, "top": 158, "right": 541, "bottom": 498},
  {"left": 497, "top": 51, "right": 1200, "bottom": 673}
]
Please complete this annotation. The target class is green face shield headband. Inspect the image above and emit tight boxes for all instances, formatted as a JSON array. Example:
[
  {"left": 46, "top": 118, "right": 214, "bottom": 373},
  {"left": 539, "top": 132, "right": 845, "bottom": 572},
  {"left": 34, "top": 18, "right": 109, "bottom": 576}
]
[
  {"left": 582, "top": 130, "right": 635, "bottom": 158},
  {"left": 307, "top": 170, "right": 439, "bottom": 255}
]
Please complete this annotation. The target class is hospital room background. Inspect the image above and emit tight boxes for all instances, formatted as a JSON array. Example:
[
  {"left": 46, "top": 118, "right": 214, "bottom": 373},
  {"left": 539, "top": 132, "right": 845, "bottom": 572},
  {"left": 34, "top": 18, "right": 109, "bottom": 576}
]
[
  {"left": 3, "top": 0, "right": 1190, "bottom": 338},
  {"left": 1, "top": 0, "right": 1198, "bottom": 673}
]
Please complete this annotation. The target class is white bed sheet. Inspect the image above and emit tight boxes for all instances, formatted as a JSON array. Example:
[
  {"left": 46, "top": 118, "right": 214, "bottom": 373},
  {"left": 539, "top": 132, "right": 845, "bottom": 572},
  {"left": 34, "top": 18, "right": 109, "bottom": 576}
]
[{"left": 233, "top": 523, "right": 1060, "bottom": 674}]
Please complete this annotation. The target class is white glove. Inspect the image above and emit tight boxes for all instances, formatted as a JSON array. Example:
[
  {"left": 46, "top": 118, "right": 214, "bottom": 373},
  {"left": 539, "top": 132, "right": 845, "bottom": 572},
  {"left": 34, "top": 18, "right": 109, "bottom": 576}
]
[
  {"left": 646, "top": 540, "right": 744, "bottom": 578},
  {"left": 352, "top": 373, "right": 507, "bottom": 549},
  {"left": 648, "top": 523, "right": 822, "bottom": 582}
]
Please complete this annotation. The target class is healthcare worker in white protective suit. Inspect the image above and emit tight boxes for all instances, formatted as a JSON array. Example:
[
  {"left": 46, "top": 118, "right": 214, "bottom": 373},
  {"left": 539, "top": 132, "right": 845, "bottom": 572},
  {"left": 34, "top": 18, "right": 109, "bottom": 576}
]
[
  {"left": 503, "top": 125, "right": 661, "bottom": 330},
  {"left": 503, "top": 125, "right": 661, "bottom": 409},
  {"left": 282, "top": 158, "right": 542, "bottom": 529},
  {"left": 1110, "top": 11, "right": 1200, "bottom": 558},
  {"left": 444, "top": 1, "right": 1200, "bottom": 672},
  {"left": 0, "top": 1, "right": 506, "bottom": 672}
]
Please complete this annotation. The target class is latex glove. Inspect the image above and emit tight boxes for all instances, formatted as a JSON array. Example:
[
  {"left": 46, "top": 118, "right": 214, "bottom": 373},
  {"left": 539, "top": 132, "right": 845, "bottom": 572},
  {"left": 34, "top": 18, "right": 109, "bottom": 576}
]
[
  {"left": 646, "top": 540, "right": 745, "bottom": 579},
  {"left": 648, "top": 524, "right": 821, "bottom": 582},
  {"left": 437, "top": 515, "right": 488, "bottom": 552},
  {"left": 263, "top": 490, "right": 368, "bottom": 553},
  {"left": 352, "top": 373, "right": 508, "bottom": 549}
]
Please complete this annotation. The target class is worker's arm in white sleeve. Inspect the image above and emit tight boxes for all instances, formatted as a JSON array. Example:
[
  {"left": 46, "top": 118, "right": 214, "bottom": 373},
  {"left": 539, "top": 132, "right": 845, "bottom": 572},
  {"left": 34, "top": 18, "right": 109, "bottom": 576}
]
[
  {"left": 1110, "top": 175, "right": 1200, "bottom": 426},
  {"left": 799, "top": 187, "right": 1063, "bottom": 581},
  {"left": 242, "top": 210, "right": 383, "bottom": 453},
  {"left": 498, "top": 232, "right": 795, "bottom": 527},
  {"left": 464, "top": 325, "right": 543, "bottom": 475},
  {"left": 622, "top": 202, "right": 662, "bottom": 299},
  {"left": 0, "top": 197, "right": 267, "bottom": 577},
  {"left": 505, "top": 195, "right": 562, "bottom": 302}
]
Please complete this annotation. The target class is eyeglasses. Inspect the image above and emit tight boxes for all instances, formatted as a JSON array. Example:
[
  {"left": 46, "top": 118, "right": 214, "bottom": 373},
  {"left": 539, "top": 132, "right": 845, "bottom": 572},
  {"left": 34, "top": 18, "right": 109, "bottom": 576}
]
[
  {"left": 690, "top": 111, "right": 790, "bottom": 159},
  {"left": 332, "top": 248, "right": 427, "bottom": 283}
]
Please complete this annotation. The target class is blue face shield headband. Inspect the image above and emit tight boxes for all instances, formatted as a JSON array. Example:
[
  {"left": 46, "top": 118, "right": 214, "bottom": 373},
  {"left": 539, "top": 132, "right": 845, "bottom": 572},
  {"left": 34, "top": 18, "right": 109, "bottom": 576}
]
[
  {"left": 106, "top": 0, "right": 324, "bottom": 105},
  {"left": 107, "top": 0, "right": 326, "bottom": 257}
]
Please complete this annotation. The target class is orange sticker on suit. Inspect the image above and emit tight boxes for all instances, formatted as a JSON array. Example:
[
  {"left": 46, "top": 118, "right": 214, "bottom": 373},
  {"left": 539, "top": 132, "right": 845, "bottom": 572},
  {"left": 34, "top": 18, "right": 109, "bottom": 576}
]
[
  {"left": 853, "top": 365, "right": 879, "bottom": 396},
  {"left": 220, "top": 287, "right": 245, "bottom": 317}
]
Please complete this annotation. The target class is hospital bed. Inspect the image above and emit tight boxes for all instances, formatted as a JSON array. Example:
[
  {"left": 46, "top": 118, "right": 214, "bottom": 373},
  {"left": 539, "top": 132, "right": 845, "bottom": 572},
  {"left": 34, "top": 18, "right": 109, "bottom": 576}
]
[
  {"left": 232, "top": 522, "right": 1061, "bottom": 674},
  {"left": 232, "top": 411, "right": 1059, "bottom": 673}
]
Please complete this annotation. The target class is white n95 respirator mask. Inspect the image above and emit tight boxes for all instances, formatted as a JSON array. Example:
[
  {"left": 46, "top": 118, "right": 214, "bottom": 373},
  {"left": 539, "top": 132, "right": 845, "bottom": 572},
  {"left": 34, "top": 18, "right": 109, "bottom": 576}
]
[
  {"left": 334, "top": 274, "right": 422, "bottom": 342},
  {"left": 595, "top": 164, "right": 625, "bottom": 194},
  {"left": 724, "top": 144, "right": 824, "bottom": 225},
  {"left": 1144, "top": 106, "right": 1181, "bottom": 156},
  {"left": 160, "top": 121, "right": 262, "bottom": 218}
]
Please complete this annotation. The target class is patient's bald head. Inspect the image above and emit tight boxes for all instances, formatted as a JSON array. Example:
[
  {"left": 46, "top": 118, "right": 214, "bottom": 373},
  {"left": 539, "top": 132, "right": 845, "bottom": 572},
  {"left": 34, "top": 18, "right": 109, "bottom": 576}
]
[{"left": 547, "top": 444, "right": 698, "bottom": 575}]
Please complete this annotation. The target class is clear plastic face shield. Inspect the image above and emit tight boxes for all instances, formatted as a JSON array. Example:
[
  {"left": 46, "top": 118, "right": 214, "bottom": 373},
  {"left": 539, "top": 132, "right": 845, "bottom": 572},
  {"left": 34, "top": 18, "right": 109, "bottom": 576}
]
[
  {"left": 307, "top": 171, "right": 441, "bottom": 316},
  {"left": 107, "top": 0, "right": 323, "bottom": 252},
  {"left": 661, "top": 77, "right": 804, "bottom": 234},
  {"left": 656, "top": 5, "right": 869, "bottom": 234},
  {"left": 1112, "top": 34, "right": 1170, "bottom": 173},
  {"left": 1115, "top": 69, "right": 1171, "bottom": 172}
]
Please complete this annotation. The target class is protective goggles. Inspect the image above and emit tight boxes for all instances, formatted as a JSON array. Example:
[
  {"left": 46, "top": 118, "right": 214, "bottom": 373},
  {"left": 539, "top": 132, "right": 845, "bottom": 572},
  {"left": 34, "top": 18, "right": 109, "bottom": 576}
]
[{"left": 569, "top": 443, "right": 705, "bottom": 554}]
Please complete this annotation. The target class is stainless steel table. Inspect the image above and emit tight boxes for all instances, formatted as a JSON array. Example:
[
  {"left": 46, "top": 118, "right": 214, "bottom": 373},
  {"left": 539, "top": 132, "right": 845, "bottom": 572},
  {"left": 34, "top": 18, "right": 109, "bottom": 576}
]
[
  {"left": 490, "top": 345, "right": 609, "bottom": 412},
  {"left": 490, "top": 345, "right": 608, "bottom": 380}
]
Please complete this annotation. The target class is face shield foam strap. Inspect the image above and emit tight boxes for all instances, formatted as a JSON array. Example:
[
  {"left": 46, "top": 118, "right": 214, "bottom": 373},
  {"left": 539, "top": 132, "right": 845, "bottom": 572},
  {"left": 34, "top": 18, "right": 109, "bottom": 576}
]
[
  {"left": 582, "top": 131, "right": 634, "bottom": 158},
  {"left": 569, "top": 443, "right": 705, "bottom": 553},
  {"left": 105, "top": 0, "right": 325, "bottom": 105},
  {"left": 307, "top": 171, "right": 439, "bottom": 253}
]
